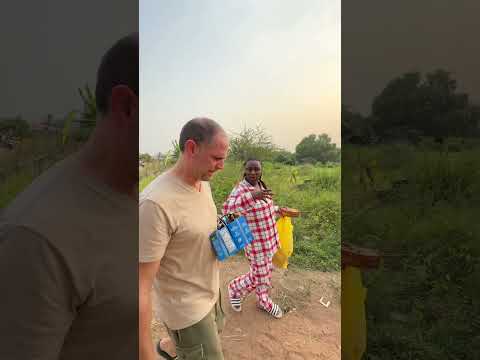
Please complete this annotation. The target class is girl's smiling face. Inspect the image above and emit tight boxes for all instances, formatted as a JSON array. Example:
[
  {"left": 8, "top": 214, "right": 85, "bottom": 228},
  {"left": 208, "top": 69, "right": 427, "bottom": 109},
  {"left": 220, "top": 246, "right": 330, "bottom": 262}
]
[{"left": 244, "top": 160, "right": 262, "bottom": 185}]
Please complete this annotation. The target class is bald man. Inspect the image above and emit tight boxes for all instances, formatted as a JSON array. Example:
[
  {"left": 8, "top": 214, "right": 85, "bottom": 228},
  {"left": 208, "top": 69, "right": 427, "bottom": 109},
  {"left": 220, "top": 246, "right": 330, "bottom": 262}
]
[{"left": 139, "top": 118, "right": 229, "bottom": 360}]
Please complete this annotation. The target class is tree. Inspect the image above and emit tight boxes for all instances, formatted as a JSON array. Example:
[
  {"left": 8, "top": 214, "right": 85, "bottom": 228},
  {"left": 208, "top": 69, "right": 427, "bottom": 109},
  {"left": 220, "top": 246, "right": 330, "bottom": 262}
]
[
  {"left": 0, "top": 116, "right": 31, "bottom": 149},
  {"left": 228, "top": 125, "right": 278, "bottom": 161},
  {"left": 295, "top": 134, "right": 340, "bottom": 164},
  {"left": 342, "top": 105, "right": 377, "bottom": 144},
  {"left": 372, "top": 71, "right": 425, "bottom": 134},
  {"left": 371, "top": 69, "right": 475, "bottom": 139},
  {"left": 0, "top": 116, "right": 31, "bottom": 138},
  {"left": 139, "top": 153, "right": 153, "bottom": 163}
]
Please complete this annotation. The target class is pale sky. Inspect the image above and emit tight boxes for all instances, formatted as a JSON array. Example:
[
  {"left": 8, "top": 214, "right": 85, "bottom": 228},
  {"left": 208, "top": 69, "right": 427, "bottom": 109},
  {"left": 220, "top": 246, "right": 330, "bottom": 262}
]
[
  {"left": 1, "top": 0, "right": 137, "bottom": 122},
  {"left": 342, "top": 0, "right": 480, "bottom": 115},
  {"left": 140, "top": 0, "right": 340, "bottom": 155}
]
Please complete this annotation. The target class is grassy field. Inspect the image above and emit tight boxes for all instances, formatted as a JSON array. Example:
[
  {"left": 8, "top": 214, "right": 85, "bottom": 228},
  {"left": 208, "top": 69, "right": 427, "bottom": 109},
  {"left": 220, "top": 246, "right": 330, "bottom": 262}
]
[
  {"left": 0, "top": 133, "right": 83, "bottom": 208},
  {"left": 140, "top": 160, "right": 341, "bottom": 271},
  {"left": 0, "top": 168, "right": 34, "bottom": 208},
  {"left": 342, "top": 140, "right": 480, "bottom": 359}
]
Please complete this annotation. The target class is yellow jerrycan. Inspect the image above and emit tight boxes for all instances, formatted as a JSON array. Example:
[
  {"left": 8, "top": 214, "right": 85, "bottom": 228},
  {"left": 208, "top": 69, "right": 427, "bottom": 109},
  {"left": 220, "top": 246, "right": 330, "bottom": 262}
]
[
  {"left": 273, "top": 216, "right": 293, "bottom": 269},
  {"left": 341, "top": 266, "right": 367, "bottom": 360}
]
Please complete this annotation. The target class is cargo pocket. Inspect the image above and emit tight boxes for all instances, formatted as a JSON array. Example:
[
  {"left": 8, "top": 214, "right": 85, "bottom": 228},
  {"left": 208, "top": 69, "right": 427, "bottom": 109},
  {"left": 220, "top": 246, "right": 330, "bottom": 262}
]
[{"left": 177, "top": 343, "right": 205, "bottom": 360}]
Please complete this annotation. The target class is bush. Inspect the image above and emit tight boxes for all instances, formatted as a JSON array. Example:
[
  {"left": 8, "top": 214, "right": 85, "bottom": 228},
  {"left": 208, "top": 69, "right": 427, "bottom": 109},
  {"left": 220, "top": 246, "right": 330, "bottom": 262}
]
[{"left": 273, "top": 151, "right": 296, "bottom": 165}]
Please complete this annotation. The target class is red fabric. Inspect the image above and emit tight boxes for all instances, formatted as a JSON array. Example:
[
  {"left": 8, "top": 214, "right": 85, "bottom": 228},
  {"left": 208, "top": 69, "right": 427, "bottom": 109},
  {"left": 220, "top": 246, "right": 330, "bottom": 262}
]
[
  {"left": 223, "top": 179, "right": 280, "bottom": 310},
  {"left": 222, "top": 179, "right": 280, "bottom": 260},
  {"left": 228, "top": 255, "right": 274, "bottom": 310}
]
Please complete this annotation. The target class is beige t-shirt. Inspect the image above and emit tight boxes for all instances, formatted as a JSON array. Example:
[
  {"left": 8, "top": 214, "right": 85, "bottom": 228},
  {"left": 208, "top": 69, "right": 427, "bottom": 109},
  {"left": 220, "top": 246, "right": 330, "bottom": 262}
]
[
  {"left": 139, "top": 171, "right": 219, "bottom": 330},
  {"left": 0, "top": 154, "right": 138, "bottom": 360}
]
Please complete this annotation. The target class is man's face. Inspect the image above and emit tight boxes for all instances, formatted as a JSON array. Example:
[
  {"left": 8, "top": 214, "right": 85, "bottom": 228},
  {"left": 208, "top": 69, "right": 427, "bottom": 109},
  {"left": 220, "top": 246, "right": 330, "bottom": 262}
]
[{"left": 194, "top": 132, "right": 229, "bottom": 181}]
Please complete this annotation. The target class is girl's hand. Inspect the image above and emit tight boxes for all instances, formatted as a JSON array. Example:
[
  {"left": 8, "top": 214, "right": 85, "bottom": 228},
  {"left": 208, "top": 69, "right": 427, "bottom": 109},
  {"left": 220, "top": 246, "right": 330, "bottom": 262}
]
[
  {"left": 279, "top": 207, "right": 300, "bottom": 217},
  {"left": 252, "top": 189, "right": 274, "bottom": 201},
  {"left": 279, "top": 207, "right": 288, "bottom": 217}
]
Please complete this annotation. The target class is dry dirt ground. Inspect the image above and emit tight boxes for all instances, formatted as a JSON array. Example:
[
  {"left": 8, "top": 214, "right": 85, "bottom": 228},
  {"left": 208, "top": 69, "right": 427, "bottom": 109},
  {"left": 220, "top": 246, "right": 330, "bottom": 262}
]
[{"left": 152, "top": 256, "right": 341, "bottom": 360}]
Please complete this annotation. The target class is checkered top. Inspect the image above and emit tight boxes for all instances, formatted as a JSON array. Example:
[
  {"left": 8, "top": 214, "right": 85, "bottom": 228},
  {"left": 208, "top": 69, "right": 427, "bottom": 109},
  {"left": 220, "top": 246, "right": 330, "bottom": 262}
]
[{"left": 222, "top": 179, "right": 280, "bottom": 259}]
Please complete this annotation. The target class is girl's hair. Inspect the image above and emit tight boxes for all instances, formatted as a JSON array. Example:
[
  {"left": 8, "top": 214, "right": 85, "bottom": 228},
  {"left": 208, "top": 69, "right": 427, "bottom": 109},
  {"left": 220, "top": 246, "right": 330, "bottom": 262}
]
[{"left": 243, "top": 158, "right": 269, "bottom": 190}]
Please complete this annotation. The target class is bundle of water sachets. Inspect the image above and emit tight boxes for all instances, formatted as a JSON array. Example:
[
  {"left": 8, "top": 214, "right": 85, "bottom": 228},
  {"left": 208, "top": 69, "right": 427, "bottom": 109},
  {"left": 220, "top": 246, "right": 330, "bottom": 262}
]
[{"left": 210, "top": 214, "right": 254, "bottom": 260}]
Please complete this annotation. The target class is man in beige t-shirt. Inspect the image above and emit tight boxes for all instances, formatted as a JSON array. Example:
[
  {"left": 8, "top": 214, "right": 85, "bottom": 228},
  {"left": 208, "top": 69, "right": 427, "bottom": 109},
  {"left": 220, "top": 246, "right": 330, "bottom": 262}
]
[
  {"left": 0, "top": 34, "right": 139, "bottom": 359},
  {"left": 139, "top": 118, "right": 229, "bottom": 360}
]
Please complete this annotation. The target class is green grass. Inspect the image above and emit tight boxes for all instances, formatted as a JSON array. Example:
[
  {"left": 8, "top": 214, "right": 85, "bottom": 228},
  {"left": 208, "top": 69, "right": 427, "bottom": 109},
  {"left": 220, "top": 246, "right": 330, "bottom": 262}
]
[
  {"left": 140, "top": 160, "right": 340, "bottom": 271},
  {"left": 0, "top": 169, "right": 34, "bottom": 208},
  {"left": 342, "top": 141, "right": 480, "bottom": 359},
  {"left": 139, "top": 174, "right": 156, "bottom": 192},
  {"left": 0, "top": 132, "right": 83, "bottom": 209}
]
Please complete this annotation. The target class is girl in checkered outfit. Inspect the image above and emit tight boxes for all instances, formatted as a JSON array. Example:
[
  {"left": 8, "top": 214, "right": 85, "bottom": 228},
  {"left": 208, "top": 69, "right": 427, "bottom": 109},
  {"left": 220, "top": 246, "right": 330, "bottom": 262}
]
[{"left": 222, "top": 159, "right": 288, "bottom": 319}]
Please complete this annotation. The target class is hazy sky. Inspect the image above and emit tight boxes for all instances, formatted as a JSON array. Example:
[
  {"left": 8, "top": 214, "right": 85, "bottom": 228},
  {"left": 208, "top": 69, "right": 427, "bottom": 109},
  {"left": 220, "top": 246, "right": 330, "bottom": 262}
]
[
  {"left": 140, "top": 0, "right": 340, "bottom": 155},
  {"left": 342, "top": 0, "right": 480, "bottom": 115},
  {"left": 0, "top": 0, "right": 137, "bottom": 122}
]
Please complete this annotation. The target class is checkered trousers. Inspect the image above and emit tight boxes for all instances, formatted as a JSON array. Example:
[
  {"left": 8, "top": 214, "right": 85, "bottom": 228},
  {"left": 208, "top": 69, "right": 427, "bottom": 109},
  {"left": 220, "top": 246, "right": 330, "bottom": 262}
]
[{"left": 228, "top": 254, "right": 275, "bottom": 310}]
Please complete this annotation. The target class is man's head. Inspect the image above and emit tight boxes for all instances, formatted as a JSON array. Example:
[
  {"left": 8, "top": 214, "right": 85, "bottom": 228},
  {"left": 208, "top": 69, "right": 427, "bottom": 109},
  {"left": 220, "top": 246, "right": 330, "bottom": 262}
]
[
  {"left": 91, "top": 33, "right": 139, "bottom": 184},
  {"left": 179, "top": 118, "right": 229, "bottom": 181},
  {"left": 95, "top": 32, "right": 138, "bottom": 118}
]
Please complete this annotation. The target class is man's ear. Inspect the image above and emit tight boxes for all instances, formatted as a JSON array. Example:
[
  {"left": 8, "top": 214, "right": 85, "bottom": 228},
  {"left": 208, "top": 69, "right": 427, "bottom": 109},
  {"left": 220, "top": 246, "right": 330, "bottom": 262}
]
[
  {"left": 110, "top": 85, "right": 137, "bottom": 121},
  {"left": 184, "top": 139, "right": 198, "bottom": 156}
]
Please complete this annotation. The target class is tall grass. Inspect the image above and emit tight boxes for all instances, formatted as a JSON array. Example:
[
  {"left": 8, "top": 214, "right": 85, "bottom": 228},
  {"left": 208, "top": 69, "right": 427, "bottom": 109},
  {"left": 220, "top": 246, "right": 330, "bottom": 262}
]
[
  {"left": 0, "top": 132, "right": 84, "bottom": 209},
  {"left": 0, "top": 169, "right": 34, "bottom": 208},
  {"left": 343, "top": 142, "right": 480, "bottom": 359},
  {"left": 140, "top": 160, "right": 341, "bottom": 271}
]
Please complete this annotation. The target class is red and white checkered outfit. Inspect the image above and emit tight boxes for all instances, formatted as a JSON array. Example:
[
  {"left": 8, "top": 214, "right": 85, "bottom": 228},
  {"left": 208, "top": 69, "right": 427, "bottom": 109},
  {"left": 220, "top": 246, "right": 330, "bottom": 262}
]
[{"left": 222, "top": 179, "right": 280, "bottom": 311}]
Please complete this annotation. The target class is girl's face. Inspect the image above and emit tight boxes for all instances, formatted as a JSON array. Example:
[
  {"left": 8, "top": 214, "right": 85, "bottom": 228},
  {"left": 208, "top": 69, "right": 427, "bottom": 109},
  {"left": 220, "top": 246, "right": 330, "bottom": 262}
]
[{"left": 245, "top": 160, "right": 262, "bottom": 185}]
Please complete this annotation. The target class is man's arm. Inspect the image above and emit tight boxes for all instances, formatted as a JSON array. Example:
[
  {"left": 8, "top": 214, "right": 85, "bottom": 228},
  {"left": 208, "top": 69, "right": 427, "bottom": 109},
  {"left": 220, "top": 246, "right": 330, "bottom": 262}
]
[
  {"left": 138, "top": 199, "right": 173, "bottom": 360},
  {"left": 139, "top": 260, "right": 161, "bottom": 360}
]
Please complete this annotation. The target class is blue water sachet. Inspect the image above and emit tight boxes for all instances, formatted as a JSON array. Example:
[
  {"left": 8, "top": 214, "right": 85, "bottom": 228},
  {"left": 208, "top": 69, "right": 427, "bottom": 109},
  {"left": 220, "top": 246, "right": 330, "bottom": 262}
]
[{"left": 210, "top": 214, "right": 254, "bottom": 261}]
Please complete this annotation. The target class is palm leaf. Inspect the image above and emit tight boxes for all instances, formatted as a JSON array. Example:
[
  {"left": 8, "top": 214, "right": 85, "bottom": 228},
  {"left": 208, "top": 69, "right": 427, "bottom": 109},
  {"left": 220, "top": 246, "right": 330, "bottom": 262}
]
[{"left": 62, "top": 110, "right": 78, "bottom": 145}]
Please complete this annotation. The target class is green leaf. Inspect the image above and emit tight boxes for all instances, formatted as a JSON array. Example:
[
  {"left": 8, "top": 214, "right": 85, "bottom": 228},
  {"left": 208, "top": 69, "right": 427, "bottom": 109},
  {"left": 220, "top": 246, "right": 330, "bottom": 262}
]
[{"left": 62, "top": 110, "right": 78, "bottom": 145}]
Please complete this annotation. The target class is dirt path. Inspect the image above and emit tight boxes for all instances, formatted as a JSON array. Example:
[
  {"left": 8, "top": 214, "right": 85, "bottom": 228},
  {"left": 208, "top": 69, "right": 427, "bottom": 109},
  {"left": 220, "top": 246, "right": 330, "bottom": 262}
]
[{"left": 152, "top": 257, "right": 341, "bottom": 360}]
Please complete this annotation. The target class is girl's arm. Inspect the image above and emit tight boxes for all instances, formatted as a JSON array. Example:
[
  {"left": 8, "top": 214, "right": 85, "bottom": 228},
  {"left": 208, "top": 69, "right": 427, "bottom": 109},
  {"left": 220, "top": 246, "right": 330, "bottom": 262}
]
[{"left": 222, "top": 187, "right": 257, "bottom": 216}]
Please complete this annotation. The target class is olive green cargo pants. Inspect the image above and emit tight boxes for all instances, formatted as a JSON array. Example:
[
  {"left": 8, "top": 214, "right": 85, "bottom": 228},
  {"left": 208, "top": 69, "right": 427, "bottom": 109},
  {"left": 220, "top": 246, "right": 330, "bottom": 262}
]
[{"left": 166, "top": 293, "right": 226, "bottom": 360}]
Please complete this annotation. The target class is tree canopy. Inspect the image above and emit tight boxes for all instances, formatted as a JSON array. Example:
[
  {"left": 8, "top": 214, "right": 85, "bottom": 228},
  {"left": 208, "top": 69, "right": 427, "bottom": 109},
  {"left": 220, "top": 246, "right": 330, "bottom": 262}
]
[
  {"left": 343, "top": 69, "right": 480, "bottom": 143},
  {"left": 295, "top": 133, "right": 340, "bottom": 163}
]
